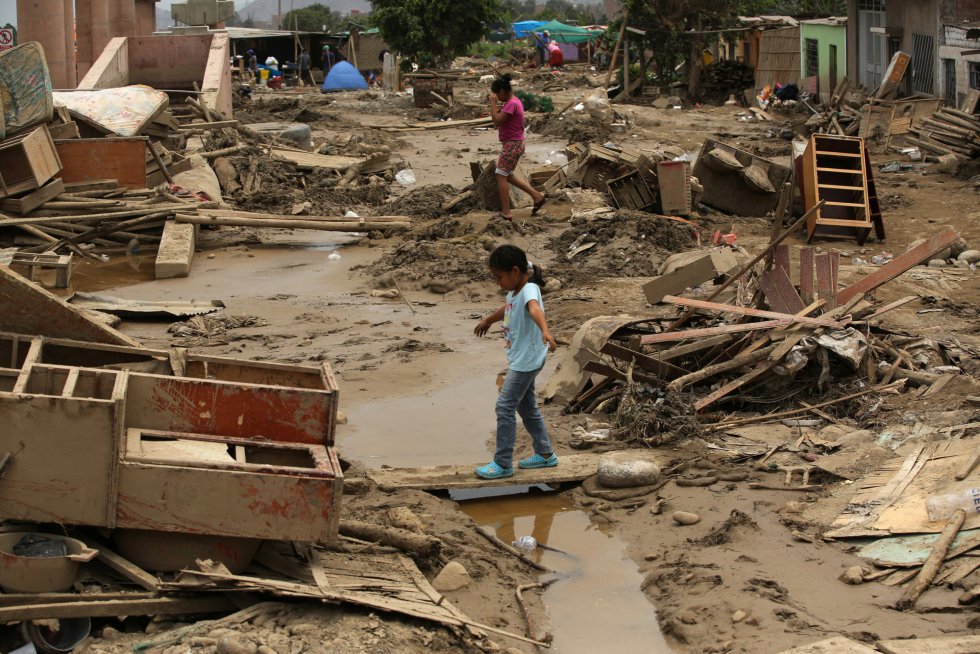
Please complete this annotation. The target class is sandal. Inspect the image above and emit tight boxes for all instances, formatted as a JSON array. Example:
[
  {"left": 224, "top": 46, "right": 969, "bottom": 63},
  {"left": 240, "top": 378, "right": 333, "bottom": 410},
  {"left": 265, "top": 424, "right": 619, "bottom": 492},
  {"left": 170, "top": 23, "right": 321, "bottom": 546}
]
[
  {"left": 492, "top": 213, "right": 514, "bottom": 221},
  {"left": 474, "top": 461, "right": 514, "bottom": 480},
  {"left": 531, "top": 196, "right": 548, "bottom": 216},
  {"left": 518, "top": 453, "right": 558, "bottom": 469}
]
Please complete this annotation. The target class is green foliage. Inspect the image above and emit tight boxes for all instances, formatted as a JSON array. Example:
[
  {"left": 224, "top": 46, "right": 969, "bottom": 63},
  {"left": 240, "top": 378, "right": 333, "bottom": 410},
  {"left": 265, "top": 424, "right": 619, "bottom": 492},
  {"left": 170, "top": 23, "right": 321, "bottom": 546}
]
[
  {"left": 515, "top": 90, "right": 553, "bottom": 113},
  {"left": 370, "top": 0, "right": 503, "bottom": 68},
  {"left": 468, "top": 41, "right": 513, "bottom": 59},
  {"left": 281, "top": 3, "right": 343, "bottom": 32}
]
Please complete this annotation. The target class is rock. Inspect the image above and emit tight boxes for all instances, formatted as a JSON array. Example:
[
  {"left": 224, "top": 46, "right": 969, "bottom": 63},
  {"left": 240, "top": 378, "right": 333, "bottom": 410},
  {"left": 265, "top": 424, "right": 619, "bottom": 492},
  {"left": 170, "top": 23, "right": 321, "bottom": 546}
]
[
  {"left": 217, "top": 637, "right": 258, "bottom": 654},
  {"left": 597, "top": 451, "right": 662, "bottom": 488},
  {"left": 949, "top": 237, "right": 969, "bottom": 259},
  {"left": 731, "top": 609, "right": 748, "bottom": 623},
  {"left": 957, "top": 249, "right": 980, "bottom": 264},
  {"left": 101, "top": 626, "right": 122, "bottom": 640},
  {"left": 207, "top": 253, "right": 216, "bottom": 259},
  {"left": 427, "top": 280, "right": 455, "bottom": 294},
  {"left": 672, "top": 511, "right": 701, "bottom": 525},
  {"left": 542, "top": 277, "right": 562, "bottom": 294},
  {"left": 652, "top": 97, "right": 671, "bottom": 109},
  {"left": 839, "top": 565, "right": 869, "bottom": 585},
  {"left": 386, "top": 506, "right": 425, "bottom": 533},
  {"left": 955, "top": 259, "right": 971, "bottom": 269},
  {"left": 928, "top": 259, "right": 948, "bottom": 268},
  {"left": 675, "top": 608, "right": 699, "bottom": 625},
  {"left": 432, "top": 560, "right": 472, "bottom": 592},
  {"left": 343, "top": 477, "right": 372, "bottom": 495},
  {"left": 745, "top": 615, "right": 760, "bottom": 626},
  {"left": 336, "top": 411, "right": 348, "bottom": 425},
  {"left": 258, "top": 647, "right": 279, "bottom": 654},
  {"left": 189, "top": 637, "right": 219, "bottom": 647},
  {"left": 666, "top": 96, "right": 682, "bottom": 107}
]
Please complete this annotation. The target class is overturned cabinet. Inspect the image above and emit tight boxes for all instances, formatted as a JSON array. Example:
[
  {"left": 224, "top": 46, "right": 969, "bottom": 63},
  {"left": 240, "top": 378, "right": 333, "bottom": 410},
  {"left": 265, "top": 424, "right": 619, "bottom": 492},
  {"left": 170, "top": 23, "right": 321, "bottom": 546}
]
[{"left": 0, "top": 333, "right": 343, "bottom": 544}]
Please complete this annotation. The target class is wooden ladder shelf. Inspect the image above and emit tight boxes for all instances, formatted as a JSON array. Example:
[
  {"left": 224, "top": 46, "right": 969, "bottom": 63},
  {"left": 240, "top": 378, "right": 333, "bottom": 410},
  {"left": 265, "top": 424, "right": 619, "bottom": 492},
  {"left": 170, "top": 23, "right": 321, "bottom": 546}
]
[{"left": 801, "top": 134, "right": 884, "bottom": 245}]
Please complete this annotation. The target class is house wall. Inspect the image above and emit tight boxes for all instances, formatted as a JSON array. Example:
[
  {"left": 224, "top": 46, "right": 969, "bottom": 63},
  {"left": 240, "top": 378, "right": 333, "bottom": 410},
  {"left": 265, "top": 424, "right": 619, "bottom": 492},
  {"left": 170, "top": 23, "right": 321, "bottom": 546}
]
[
  {"left": 939, "top": 24, "right": 980, "bottom": 107},
  {"left": 885, "top": 0, "right": 940, "bottom": 94},
  {"left": 800, "top": 23, "right": 847, "bottom": 103}
]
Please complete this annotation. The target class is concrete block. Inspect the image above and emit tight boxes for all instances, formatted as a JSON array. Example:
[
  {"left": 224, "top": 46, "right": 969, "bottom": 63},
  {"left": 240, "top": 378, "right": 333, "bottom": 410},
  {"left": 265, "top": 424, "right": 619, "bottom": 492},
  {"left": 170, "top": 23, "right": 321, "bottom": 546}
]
[{"left": 155, "top": 220, "right": 197, "bottom": 279}]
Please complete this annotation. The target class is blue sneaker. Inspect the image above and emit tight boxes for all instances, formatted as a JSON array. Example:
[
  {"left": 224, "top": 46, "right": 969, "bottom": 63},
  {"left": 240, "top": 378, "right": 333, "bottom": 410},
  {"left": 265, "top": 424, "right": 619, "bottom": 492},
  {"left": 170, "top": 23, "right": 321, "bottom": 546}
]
[
  {"left": 518, "top": 453, "right": 558, "bottom": 469},
  {"left": 474, "top": 461, "right": 514, "bottom": 480}
]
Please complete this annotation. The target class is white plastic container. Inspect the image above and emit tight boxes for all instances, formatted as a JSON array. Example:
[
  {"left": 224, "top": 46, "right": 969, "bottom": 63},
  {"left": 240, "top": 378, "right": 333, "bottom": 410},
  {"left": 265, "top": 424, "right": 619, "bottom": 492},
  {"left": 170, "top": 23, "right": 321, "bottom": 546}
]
[{"left": 925, "top": 487, "right": 980, "bottom": 521}]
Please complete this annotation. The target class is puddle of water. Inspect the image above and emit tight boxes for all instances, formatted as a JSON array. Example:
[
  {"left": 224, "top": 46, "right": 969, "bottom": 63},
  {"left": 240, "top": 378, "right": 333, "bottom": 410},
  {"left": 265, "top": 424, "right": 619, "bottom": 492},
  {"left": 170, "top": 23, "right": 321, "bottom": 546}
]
[
  {"left": 341, "top": 371, "right": 498, "bottom": 468},
  {"left": 462, "top": 494, "right": 672, "bottom": 654}
]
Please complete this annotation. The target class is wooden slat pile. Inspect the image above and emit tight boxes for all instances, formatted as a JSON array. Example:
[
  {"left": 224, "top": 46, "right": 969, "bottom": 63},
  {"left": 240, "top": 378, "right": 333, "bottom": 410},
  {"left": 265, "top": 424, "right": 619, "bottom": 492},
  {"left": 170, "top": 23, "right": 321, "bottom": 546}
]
[
  {"left": 905, "top": 106, "right": 980, "bottom": 160},
  {"left": 701, "top": 60, "right": 755, "bottom": 96},
  {"left": 565, "top": 223, "right": 966, "bottom": 439}
]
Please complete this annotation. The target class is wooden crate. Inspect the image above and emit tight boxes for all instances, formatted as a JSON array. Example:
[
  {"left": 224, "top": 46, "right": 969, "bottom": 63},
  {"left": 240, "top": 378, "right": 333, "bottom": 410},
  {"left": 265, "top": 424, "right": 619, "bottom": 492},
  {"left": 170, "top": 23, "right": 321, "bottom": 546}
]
[
  {"left": 0, "top": 124, "right": 62, "bottom": 199},
  {"left": 607, "top": 170, "right": 655, "bottom": 211}
]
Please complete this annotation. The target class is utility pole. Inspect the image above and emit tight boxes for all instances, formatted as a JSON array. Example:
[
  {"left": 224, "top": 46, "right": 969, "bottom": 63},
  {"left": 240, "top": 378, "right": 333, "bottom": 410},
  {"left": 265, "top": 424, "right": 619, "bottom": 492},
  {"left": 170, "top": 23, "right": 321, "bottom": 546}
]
[{"left": 278, "top": 0, "right": 282, "bottom": 29}]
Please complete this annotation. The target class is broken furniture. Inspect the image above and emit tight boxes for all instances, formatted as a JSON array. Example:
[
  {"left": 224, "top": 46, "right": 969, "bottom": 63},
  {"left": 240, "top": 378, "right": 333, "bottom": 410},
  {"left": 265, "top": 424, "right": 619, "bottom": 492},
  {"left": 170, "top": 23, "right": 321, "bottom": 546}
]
[
  {"left": 0, "top": 124, "right": 62, "bottom": 199},
  {"left": 2, "top": 252, "right": 72, "bottom": 288},
  {"left": 656, "top": 161, "right": 691, "bottom": 216},
  {"left": 409, "top": 74, "right": 454, "bottom": 109},
  {"left": 691, "top": 139, "right": 791, "bottom": 217},
  {"left": 800, "top": 134, "right": 884, "bottom": 244},
  {"left": 0, "top": 332, "right": 343, "bottom": 544}
]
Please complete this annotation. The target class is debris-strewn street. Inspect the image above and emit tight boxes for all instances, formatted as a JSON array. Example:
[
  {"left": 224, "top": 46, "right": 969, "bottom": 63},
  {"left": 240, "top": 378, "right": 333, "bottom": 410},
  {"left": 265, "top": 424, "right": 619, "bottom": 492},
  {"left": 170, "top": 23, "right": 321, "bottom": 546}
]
[{"left": 1, "top": 3, "right": 980, "bottom": 654}]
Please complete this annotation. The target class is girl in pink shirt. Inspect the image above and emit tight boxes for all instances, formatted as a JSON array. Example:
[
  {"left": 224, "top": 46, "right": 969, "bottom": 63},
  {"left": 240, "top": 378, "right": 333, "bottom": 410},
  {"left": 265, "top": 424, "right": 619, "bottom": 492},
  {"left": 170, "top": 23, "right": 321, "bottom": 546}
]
[{"left": 488, "top": 75, "right": 547, "bottom": 221}]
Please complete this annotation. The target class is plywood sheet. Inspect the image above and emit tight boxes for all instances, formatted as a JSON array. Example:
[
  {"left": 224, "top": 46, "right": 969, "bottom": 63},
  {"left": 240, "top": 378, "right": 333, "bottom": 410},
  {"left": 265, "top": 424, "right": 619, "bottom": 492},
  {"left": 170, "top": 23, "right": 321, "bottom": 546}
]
[
  {"left": 0, "top": 394, "right": 116, "bottom": 526},
  {"left": 0, "top": 266, "right": 140, "bottom": 346},
  {"left": 877, "top": 635, "right": 980, "bottom": 654},
  {"left": 55, "top": 138, "right": 148, "bottom": 189},
  {"left": 368, "top": 450, "right": 670, "bottom": 491},
  {"left": 826, "top": 439, "right": 980, "bottom": 537},
  {"left": 268, "top": 147, "right": 364, "bottom": 171}
]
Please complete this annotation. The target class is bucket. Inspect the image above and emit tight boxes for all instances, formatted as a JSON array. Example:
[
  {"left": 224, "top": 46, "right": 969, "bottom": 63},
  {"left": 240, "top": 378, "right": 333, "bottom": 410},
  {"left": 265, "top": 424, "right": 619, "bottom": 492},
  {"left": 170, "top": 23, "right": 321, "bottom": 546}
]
[
  {"left": 0, "top": 533, "right": 99, "bottom": 593},
  {"left": 259, "top": 68, "right": 270, "bottom": 86},
  {"left": 22, "top": 618, "right": 92, "bottom": 654}
]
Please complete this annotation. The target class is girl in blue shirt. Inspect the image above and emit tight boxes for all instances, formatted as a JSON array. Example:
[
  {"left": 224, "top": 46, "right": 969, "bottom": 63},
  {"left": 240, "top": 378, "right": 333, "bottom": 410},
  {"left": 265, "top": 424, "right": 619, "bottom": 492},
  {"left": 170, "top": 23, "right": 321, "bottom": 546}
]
[{"left": 473, "top": 245, "right": 558, "bottom": 479}]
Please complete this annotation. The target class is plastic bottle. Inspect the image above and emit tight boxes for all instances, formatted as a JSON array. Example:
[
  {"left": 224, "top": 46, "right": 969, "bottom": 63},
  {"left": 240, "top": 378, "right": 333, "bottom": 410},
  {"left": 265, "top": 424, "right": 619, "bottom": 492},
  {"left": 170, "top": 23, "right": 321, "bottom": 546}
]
[
  {"left": 925, "top": 487, "right": 980, "bottom": 522},
  {"left": 511, "top": 536, "right": 537, "bottom": 552}
]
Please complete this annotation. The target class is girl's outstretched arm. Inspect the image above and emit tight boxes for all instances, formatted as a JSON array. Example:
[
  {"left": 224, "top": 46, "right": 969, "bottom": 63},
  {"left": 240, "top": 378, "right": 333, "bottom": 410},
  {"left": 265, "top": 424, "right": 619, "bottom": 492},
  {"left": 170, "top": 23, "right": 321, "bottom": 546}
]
[
  {"left": 527, "top": 300, "right": 557, "bottom": 352},
  {"left": 474, "top": 304, "right": 506, "bottom": 337}
]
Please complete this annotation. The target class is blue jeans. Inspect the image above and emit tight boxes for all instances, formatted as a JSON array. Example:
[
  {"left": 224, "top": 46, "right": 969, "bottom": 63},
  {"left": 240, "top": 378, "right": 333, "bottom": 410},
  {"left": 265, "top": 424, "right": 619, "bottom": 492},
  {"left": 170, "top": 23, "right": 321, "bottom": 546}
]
[{"left": 494, "top": 367, "right": 553, "bottom": 469}]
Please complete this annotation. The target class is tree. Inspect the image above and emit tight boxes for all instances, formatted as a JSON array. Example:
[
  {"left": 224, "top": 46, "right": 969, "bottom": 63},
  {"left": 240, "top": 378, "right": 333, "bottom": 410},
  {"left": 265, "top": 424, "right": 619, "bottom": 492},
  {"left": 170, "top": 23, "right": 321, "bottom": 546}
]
[
  {"left": 282, "top": 3, "right": 343, "bottom": 32},
  {"left": 370, "top": 0, "right": 502, "bottom": 67},
  {"left": 617, "top": 0, "right": 773, "bottom": 98}
]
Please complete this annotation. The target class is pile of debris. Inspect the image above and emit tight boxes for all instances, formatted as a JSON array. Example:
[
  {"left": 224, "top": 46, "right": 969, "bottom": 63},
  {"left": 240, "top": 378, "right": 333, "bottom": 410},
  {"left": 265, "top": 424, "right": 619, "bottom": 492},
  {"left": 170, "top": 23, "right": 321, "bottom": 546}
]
[{"left": 552, "top": 224, "right": 967, "bottom": 440}]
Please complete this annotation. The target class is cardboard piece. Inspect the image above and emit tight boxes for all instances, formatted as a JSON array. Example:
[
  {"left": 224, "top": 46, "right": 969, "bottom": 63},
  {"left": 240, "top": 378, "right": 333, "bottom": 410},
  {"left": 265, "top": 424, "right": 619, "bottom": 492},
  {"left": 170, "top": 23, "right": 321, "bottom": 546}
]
[{"left": 874, "top": 51, "right": 911, "bottom": 100}]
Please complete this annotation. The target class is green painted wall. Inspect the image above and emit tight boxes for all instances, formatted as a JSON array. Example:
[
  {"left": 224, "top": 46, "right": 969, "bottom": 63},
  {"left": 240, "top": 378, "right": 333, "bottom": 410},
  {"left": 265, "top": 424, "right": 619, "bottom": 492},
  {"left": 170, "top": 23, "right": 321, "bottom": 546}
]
[{"left": 800, "top": 22, "right": 846, "bottom": 103}]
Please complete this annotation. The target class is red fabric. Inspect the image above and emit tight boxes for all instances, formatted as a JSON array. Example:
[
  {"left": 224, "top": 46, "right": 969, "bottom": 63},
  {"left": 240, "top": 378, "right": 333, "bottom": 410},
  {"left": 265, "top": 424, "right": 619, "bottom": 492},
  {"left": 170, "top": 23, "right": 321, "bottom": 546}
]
[{"left": 548, "top": 49, "right": 564, "bottom": 67}]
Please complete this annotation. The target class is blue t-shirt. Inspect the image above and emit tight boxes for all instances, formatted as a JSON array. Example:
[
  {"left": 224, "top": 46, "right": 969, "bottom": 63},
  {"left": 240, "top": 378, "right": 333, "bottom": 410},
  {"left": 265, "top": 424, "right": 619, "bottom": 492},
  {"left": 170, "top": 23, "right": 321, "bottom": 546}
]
[{"left": 503, "top": 283, "right": 548, "bottom": 372}]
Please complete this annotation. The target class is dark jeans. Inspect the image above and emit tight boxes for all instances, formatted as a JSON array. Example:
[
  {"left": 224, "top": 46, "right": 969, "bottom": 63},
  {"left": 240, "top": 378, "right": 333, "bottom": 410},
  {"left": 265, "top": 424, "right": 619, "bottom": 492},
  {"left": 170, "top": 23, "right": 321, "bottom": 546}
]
[{"left": 494, "top": 367, "right": 553, "bottom": 469}]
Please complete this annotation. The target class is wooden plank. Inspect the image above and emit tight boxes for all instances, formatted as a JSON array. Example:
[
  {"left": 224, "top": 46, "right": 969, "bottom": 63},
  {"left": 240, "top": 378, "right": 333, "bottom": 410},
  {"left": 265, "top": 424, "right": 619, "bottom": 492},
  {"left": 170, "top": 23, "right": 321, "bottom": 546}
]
[
  {"left": 661, "top": 295, "right": 843, "bottom": 328},
  {"left": 799, "top": 246, "right": 815, "bottom": 303},
  {"left": 651, "top": 334, "right": 735, "bottom": 359},
  {"left": 640, "top": 320, "right": 792, "bottom": 344},
  {"left": 0, "top": 592, "right": 155, "bottom": 608},
  {"left": 837, "top": 227, "right": 960, "bottom": 305},
  {"left": 758, "top": 267, "right": 805, "bottom": 314},
  {"left": 815, "top": 253, "right": 834, "bottom": 309},
  {"left": 773, "top": 243, "right": 790, "bottom": 278},
  {"left": 829, "top": 251, "right": 839, "bottom": 299},
  {"left": 0, "top": 596, "right": 234, "bottom": 621},
  {"left": 55, "top": 138, "right": 148, "bottom": 189},
  {"left": 0, "top": 179, "right": 66, "bottom": 214},
  {"left": 877, "top": 635, "right": 980, "bottom": 654},
  {"left": 600, "top": 341, "right": 688, "bottom": 379},
  {"left": 266, "top": 147, "right": 365, "bottom": 172},
  {"left": 368, "top": 450, "right": 669, "bottom": 491},
  {"left": 91, "top": 544, "right": 159, "bottom": 591},
  {"left": 960, "top": 88, "right": 980, "bottom": 114},
  {"left": 48, "top": 121, "right": 80, "bottom": 140}
]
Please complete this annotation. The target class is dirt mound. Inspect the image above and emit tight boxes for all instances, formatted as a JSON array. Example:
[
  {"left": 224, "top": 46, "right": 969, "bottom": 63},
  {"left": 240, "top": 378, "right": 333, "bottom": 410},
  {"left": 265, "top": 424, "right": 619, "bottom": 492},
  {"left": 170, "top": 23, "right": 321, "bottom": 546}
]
[
  {"left": 382, "top": 184, "right": 457, "bottom": 218},
  {"left": 548, "top": 211, "right": 698, "bottom": 279},
  {"left": 527, "top": 112, "right": 615, "bottom": 144}
]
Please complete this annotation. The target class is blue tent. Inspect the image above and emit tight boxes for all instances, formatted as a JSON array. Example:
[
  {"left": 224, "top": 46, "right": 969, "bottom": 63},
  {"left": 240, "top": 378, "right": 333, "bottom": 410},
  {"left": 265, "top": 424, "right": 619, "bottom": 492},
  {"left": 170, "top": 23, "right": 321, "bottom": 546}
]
[
  {"left": 512, "top": 20, "right": 547, "bottom": 39},
  {"left": 321, "top": 61, "right": 368, "bottom": 92}
]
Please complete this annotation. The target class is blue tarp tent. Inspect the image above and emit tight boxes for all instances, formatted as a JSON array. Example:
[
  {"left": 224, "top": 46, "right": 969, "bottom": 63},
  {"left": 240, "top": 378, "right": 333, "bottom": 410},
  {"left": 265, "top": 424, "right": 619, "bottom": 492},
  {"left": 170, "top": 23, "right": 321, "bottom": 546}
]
[
  {"left": 512, "top": 20, "right": 547, "bottom": 39},
  {"left": 321, "top": 61, "right": 368, "bottom": 92}
]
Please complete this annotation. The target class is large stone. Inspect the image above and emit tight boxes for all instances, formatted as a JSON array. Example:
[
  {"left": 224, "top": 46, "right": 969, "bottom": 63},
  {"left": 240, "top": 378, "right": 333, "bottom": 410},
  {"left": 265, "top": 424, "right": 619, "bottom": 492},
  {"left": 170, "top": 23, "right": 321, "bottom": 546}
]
[
  {"left": 247, "top": 122, "right": 313, "bottom": 150},
  {"left": 432, "top": 560, "right": 472, "bottom": 592},
  {"left": 597, "top": 451, "right": 662, "bottom": 488},
  {"left": 957, "top": 249, "right": 980, "bottom": 264}
]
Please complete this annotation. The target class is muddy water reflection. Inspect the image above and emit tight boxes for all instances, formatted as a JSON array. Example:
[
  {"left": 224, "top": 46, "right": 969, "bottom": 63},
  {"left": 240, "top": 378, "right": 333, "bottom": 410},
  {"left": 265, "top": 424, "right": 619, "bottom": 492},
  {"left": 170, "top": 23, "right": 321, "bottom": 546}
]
[{"left": 462, "top": 494, "right": 671, "bottom": 654}]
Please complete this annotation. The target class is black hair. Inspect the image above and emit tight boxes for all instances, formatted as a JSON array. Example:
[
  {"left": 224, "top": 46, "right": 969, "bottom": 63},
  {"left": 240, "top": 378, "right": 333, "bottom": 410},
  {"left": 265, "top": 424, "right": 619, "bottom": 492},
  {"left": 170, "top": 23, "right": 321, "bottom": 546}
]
[
  {"left": 490, "top": 75, "right": 513, "bottom": 94},
  {"left": 488, "top": 244, "right": 544, "bottom": 286}
]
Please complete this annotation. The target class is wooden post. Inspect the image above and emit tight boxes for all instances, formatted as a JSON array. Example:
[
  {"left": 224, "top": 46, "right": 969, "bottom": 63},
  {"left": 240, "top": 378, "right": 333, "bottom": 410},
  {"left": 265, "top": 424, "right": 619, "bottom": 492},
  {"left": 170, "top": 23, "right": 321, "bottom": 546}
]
[
  {"left": 622, "top": 30, "right": 629, "bottom": 98},
  {"left": 603, "top": 9, "right": 629, "bottom": 88}
]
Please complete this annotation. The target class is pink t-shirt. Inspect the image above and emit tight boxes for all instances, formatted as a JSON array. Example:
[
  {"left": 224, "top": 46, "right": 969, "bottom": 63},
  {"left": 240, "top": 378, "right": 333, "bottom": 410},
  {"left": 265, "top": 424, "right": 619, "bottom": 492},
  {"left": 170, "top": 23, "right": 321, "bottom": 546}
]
[{"left": 498, "top": 96, "right": 525, "bottom": 142}]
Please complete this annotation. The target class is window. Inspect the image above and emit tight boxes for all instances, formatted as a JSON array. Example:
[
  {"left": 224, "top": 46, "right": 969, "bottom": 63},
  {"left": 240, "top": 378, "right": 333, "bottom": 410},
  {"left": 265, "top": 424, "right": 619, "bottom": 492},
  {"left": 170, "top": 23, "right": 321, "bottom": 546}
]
[
  {"left": 971, "top": 62, "right": 980, "bottom": 90},
  {"left": 858, "top": 0, "right": 885, "bottom": 10},
  {"left": 805, "top": 38, "right": 819, "bottom": 78},
  {"left": 911, "top": 33, "right": 935, "bottom": 94}
]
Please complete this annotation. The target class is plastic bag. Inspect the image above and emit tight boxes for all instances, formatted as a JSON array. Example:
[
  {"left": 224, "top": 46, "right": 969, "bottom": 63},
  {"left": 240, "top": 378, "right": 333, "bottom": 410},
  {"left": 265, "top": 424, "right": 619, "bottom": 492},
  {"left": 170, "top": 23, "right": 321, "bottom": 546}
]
[{"left": 395, "top": 169, "right": 416, "bottom": 185}]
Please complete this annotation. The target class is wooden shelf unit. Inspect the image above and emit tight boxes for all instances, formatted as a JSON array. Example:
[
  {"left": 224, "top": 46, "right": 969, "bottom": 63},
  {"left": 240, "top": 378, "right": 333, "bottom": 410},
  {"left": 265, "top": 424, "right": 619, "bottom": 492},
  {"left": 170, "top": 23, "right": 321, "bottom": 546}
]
[
  {"left": 801, "top": 135, "right": 877, "bottom": 244},
  {"left": 0, "top": 124, "right": 62, "bottom": 199}
]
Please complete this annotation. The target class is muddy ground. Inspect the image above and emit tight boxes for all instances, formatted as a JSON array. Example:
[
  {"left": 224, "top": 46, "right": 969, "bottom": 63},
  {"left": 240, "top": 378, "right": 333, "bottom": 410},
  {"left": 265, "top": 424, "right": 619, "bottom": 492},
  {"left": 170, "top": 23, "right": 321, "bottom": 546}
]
[{"left": 57, "top": 78, "right": 980, "bottom": 654}]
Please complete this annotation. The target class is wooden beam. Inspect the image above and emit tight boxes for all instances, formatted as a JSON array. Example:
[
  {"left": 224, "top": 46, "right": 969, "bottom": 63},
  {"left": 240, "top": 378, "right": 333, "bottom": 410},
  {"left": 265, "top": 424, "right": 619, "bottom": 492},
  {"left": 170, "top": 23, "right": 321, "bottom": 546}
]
[
  {"left": 758, "top": 267, "right": 805, "bottom": 314},
  {"left": 0, "top": 596, "right": 234, "bottom": 621},
  {"left": 92, "top": 544, "right": 160, "bottom": 591},
  {"left": 837, "top": 227, "right": 960, "bottom": 305},
  {"left": 640, "top": 320, "right": 792, "bottom": 344},
  {"left": 600, "top": 342, "right": 688, "bottom": 379},
  {"left": 661, "top": 295, "right": 843, "bottom": 328}
]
